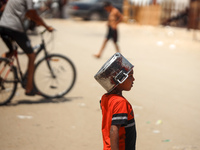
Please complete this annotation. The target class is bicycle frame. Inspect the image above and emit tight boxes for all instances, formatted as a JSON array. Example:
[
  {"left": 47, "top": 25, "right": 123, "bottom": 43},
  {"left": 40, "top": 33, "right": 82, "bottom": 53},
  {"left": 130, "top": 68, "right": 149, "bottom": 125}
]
[
  {"left": 0, "top": 58, "right": 16, "bottom": 83},
  {"left": 35, "top": 29, "right": 49, "bottom": 58},
  {"left": 34, "top": 29, "right": 56, "bottom": 78},
  {"left": 1, "top": 50, "right": 27, "bottom": 88},
  {"left": 1, "top": 29, "right": 76, "bottom": 102},
  {"left": 1, "top": 29, "right": 52, "bottom": 88}
]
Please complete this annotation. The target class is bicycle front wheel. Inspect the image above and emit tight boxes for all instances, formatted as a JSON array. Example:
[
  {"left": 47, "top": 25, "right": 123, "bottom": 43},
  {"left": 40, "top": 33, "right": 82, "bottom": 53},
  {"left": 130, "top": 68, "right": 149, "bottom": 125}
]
[
  {"left": 0, "top": 58, "right": 18, "bottom": 105},
  {"left": 34, "top": 54, "right": 76, "bottom": 98}
]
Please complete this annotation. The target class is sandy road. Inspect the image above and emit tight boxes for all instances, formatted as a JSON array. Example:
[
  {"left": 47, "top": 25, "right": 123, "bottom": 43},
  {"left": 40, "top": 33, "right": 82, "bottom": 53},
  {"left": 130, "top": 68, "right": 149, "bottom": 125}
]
[{"left": 0, "top": 19, "right": 200, "bottom": 150}]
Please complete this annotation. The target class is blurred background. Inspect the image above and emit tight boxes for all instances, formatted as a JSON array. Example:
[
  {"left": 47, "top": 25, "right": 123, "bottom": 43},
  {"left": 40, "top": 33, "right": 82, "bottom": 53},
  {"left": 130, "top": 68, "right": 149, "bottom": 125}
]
[
  {"left": 32, "top": 0, "right": 199, "bottom": 30},
  {"left": 0, "top": 0, "right": 200, "bottom": 150}
]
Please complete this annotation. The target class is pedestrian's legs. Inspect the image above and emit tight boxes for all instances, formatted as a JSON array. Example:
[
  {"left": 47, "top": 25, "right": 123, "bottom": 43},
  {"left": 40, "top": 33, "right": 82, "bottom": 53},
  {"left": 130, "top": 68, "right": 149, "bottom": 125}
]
[
  {"left": 94, "top": 38, "right": 109, "bottom": 58},
  {"left": 26, "top": 52, "right": 35, "bottom": 94},
  {"left": 112, "top": 28, "right": 120, "bottom": 53},
  {"left": 113, "top": 42, "right": 120, "bottom": 53}
]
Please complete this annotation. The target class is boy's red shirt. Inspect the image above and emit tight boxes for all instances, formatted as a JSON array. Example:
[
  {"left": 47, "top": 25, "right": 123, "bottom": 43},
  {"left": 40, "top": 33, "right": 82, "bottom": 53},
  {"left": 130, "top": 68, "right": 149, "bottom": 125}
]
[{"left": 100, "top": 94, "right": 137, "bottom": 150}]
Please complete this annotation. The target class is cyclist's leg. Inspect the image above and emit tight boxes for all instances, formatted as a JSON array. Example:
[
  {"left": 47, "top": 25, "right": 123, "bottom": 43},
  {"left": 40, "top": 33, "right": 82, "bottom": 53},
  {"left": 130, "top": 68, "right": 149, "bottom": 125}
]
[
  {"left": 0, "top": 27, "right": 15, "bottom": 57},
  {"left": 25, "top": 53, "right": 35, "bottom": 94},
  {"left": 3, "top": 28, "right": 36, "bottom": 95}
]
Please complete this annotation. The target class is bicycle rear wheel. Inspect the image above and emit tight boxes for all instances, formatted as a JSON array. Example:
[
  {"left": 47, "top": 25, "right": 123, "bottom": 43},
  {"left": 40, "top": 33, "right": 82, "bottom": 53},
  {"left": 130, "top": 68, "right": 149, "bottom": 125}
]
[
  {"left": 34, "top": 54, "right": 76, "bottom": 98},
  {"left": 0, "top": 58, "right": 18, "bottom": 105}
]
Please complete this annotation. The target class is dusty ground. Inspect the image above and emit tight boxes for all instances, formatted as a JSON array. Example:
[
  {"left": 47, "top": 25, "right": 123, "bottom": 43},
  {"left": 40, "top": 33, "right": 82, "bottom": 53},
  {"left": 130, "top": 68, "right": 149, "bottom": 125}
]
[{"left": 0, "top": 19, "right": 200, "bottom": 150}]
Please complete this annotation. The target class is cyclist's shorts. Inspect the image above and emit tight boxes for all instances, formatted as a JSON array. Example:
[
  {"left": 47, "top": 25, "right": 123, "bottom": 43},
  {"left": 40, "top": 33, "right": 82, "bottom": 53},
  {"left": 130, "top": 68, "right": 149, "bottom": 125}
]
[
  {"left": 106, "top": 26, "right": 118, "bottom": 43},
  {"left": 0, "top": 27, "right": 33, "bottom": 54}
]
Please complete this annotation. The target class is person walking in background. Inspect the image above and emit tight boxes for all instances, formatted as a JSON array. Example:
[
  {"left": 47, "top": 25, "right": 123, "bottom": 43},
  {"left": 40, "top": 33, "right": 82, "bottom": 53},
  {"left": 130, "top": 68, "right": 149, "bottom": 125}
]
[
  {"left": 94, "top": 1, "right": 123, "bottom": 58},
  {"left": 0, "top": 0, "right": 53, "bottom": 96},
  {"left": 58, "top": 0, "right": 67, "bottom": 18},
  {"left": 94, "top": 53, "right": 137, "bottom": 150}
]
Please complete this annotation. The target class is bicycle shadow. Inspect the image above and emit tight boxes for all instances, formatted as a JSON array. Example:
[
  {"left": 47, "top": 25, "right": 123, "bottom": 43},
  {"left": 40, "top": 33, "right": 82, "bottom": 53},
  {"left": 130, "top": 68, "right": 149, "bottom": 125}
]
[{"left": 5, "top": 96, "right": 83, "bottom": 106}]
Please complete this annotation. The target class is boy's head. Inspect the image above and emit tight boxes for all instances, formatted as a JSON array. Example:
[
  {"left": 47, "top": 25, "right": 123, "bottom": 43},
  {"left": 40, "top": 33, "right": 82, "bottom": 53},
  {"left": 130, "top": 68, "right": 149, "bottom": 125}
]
[
  {"left": 94, "top": 53, "right": 134, "bottom": 93},
  {"left": 103, "top": 1, "right": 112, "bottom": 12},
  {"left": 115, "top": 69, "right": 134, "bottom": 92}
]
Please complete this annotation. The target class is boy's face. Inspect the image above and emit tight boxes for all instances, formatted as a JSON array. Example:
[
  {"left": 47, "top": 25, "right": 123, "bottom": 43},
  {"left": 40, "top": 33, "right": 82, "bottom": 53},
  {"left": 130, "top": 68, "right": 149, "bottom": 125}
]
[
  {"left": 104, "top": 6, "right": 111, "bottom": 12},
  {"left": 117, "top": 70, "right": 135, "bottom": 91}
]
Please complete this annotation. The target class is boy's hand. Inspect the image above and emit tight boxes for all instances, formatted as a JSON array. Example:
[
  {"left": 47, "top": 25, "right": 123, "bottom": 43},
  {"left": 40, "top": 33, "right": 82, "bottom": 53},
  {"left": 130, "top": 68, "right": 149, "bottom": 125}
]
[
  {"left": 46, "top": 26, "right": 54, "bottom": 32},
  {"left": 112, "top": 24, "right": 117, "bottom": 29}
]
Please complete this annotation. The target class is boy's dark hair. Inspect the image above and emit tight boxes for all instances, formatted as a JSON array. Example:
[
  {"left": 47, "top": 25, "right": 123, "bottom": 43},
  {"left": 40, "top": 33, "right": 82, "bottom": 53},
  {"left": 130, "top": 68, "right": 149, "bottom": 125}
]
[{"left": 103, "top": 1, "right": 112, "bottom": 8}]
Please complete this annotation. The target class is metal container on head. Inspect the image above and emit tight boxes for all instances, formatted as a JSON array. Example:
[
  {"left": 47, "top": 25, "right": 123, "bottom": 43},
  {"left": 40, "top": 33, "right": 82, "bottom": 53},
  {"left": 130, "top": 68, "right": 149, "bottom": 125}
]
[{"left": 94, "top": 53, "right": 134, "bottom": 92}]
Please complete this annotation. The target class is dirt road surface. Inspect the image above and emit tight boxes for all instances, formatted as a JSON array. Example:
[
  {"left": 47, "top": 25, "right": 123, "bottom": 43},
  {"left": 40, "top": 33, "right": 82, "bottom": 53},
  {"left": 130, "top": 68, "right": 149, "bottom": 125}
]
[{"left": 0, "top": 19, "right": 200, "bottom": 150}]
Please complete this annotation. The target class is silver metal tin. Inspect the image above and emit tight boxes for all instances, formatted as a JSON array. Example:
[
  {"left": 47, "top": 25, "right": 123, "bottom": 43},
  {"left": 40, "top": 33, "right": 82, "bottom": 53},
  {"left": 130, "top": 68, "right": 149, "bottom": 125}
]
[{"left": 94, "top": 53, "right": 134, "bottom": 92}]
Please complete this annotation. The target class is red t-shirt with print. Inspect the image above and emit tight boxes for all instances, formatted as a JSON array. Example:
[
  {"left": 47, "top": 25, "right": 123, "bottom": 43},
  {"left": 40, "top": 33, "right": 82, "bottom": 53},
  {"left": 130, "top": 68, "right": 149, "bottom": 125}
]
[{"left": 100, "top": 94, "right": 137, "bottom": 150}]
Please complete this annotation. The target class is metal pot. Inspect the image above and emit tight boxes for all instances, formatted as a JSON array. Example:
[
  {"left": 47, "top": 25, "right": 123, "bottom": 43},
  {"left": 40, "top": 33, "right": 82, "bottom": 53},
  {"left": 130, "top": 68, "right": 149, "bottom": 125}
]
[{"left": 94, "top": 52, "right": 134, "bottom": 92}]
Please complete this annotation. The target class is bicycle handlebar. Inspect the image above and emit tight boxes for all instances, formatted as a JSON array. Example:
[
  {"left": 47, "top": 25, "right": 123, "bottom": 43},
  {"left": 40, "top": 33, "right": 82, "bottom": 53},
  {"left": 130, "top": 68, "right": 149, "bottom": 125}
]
[
  {"left": 40, "top": 28, "right": 55, "bottom": 35},
  {"left": 41, "top": 29, "right": 47, "bottom": 35},
  {"left": 17, "top": 28, "right": 54, "bottom": 55}
]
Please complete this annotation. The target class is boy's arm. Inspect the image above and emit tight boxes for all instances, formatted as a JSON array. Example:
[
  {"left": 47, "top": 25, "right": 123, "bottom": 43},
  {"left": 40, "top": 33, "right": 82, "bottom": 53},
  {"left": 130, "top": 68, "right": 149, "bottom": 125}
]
[
  {"left": 0, "top": 3, "right": 6, "bottom": 12},
  {"left": 25, "top": 9, "right": 53, "bottom": 32},
  {"left": 115, "top": 10, "right": 123, "bottom": 25},
  {"left": 110, "top": 124, "right": 121, "bottom": 150}
]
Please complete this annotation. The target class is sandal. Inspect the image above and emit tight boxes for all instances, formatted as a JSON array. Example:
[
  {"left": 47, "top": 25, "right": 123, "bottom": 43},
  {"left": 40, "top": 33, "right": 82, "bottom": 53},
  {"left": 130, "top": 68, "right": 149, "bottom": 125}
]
[{"left": 25, "top": 89, "right": 41, "bottom": 96}]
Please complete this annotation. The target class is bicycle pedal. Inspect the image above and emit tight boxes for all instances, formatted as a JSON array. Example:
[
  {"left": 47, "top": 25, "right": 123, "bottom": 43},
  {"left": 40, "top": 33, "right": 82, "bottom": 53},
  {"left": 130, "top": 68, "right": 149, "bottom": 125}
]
[
  {"left": 50, "top": 85, "right": 57, "bottom": 89},
  {"left": 0, "top": 83, "right": 5, "bottom": 90},
  {"left": 51, "top": 58, "right": 59, "bottom": 62}
]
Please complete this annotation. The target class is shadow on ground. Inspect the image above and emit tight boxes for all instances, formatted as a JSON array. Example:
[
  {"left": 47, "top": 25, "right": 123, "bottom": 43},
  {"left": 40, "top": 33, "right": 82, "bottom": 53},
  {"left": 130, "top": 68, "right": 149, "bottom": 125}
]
[{"left": 1, "top": 96, "right": 83, "bottom": 106}]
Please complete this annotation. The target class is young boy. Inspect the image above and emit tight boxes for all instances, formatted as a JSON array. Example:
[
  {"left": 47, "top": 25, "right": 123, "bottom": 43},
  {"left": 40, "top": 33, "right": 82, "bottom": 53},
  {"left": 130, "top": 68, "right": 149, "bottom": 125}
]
[
  {"left": 94, "top": 53, "right": 137, "bottom": 150},
  {"left": 94, "top": 1, "right": 123, "bottom": 58}
]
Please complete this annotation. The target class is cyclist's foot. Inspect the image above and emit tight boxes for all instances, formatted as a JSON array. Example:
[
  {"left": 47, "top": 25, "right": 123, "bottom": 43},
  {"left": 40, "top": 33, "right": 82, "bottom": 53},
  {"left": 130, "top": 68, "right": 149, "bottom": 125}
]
[
  {"left": 25, "top": 89, "right": 41, "bottom": 96},
  {"left": 1, "top": 53, "right": 6, "bottom": 58},
  {"left": 1, "top": 52, "right": 14, "bottom": 58}
]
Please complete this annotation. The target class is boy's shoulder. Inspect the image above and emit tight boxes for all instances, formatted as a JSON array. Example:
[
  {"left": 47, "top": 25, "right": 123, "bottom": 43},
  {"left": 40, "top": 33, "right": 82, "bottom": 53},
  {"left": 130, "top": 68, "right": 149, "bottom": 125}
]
[{"left": 102, "top": 94, "right": 126, "bottom": 103}]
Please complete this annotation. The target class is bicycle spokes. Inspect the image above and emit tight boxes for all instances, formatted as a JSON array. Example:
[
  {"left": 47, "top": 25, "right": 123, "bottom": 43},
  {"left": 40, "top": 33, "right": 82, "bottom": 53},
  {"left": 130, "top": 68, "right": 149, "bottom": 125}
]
[
  {"left": 0, "top": 58, "right": 18, "bottom": 105},
  {"left": 34, "top": 54, "right": 76, "bottom": 98}
]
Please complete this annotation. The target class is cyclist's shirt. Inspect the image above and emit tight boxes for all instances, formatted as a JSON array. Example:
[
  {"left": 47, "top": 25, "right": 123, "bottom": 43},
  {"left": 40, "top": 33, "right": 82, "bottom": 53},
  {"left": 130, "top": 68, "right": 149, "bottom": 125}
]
[
  {"left": 0, "top": 0, "right": 33, "bottom": 32},
  {"left": 100, "top": 94, "right": 137, "bottom": 150}
]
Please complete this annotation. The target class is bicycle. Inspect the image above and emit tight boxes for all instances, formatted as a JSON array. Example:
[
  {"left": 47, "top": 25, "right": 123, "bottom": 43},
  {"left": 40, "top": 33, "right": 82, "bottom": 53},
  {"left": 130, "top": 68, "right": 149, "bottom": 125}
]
[{"left": 0, "top": 29, "right": 76, "bottom": 105}]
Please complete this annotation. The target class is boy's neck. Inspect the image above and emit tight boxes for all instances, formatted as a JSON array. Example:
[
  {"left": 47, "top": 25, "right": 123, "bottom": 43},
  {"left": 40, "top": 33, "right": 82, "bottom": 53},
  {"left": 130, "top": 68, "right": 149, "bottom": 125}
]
[{"left": 108, "top": 90, "right": 122, "bottom": 96}]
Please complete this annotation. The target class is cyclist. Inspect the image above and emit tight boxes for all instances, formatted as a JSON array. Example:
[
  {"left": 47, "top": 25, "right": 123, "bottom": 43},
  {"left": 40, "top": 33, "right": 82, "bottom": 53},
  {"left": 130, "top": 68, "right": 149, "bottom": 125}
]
[{"left": 0, "top": 0, "right": 54, "bottom": 96}]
